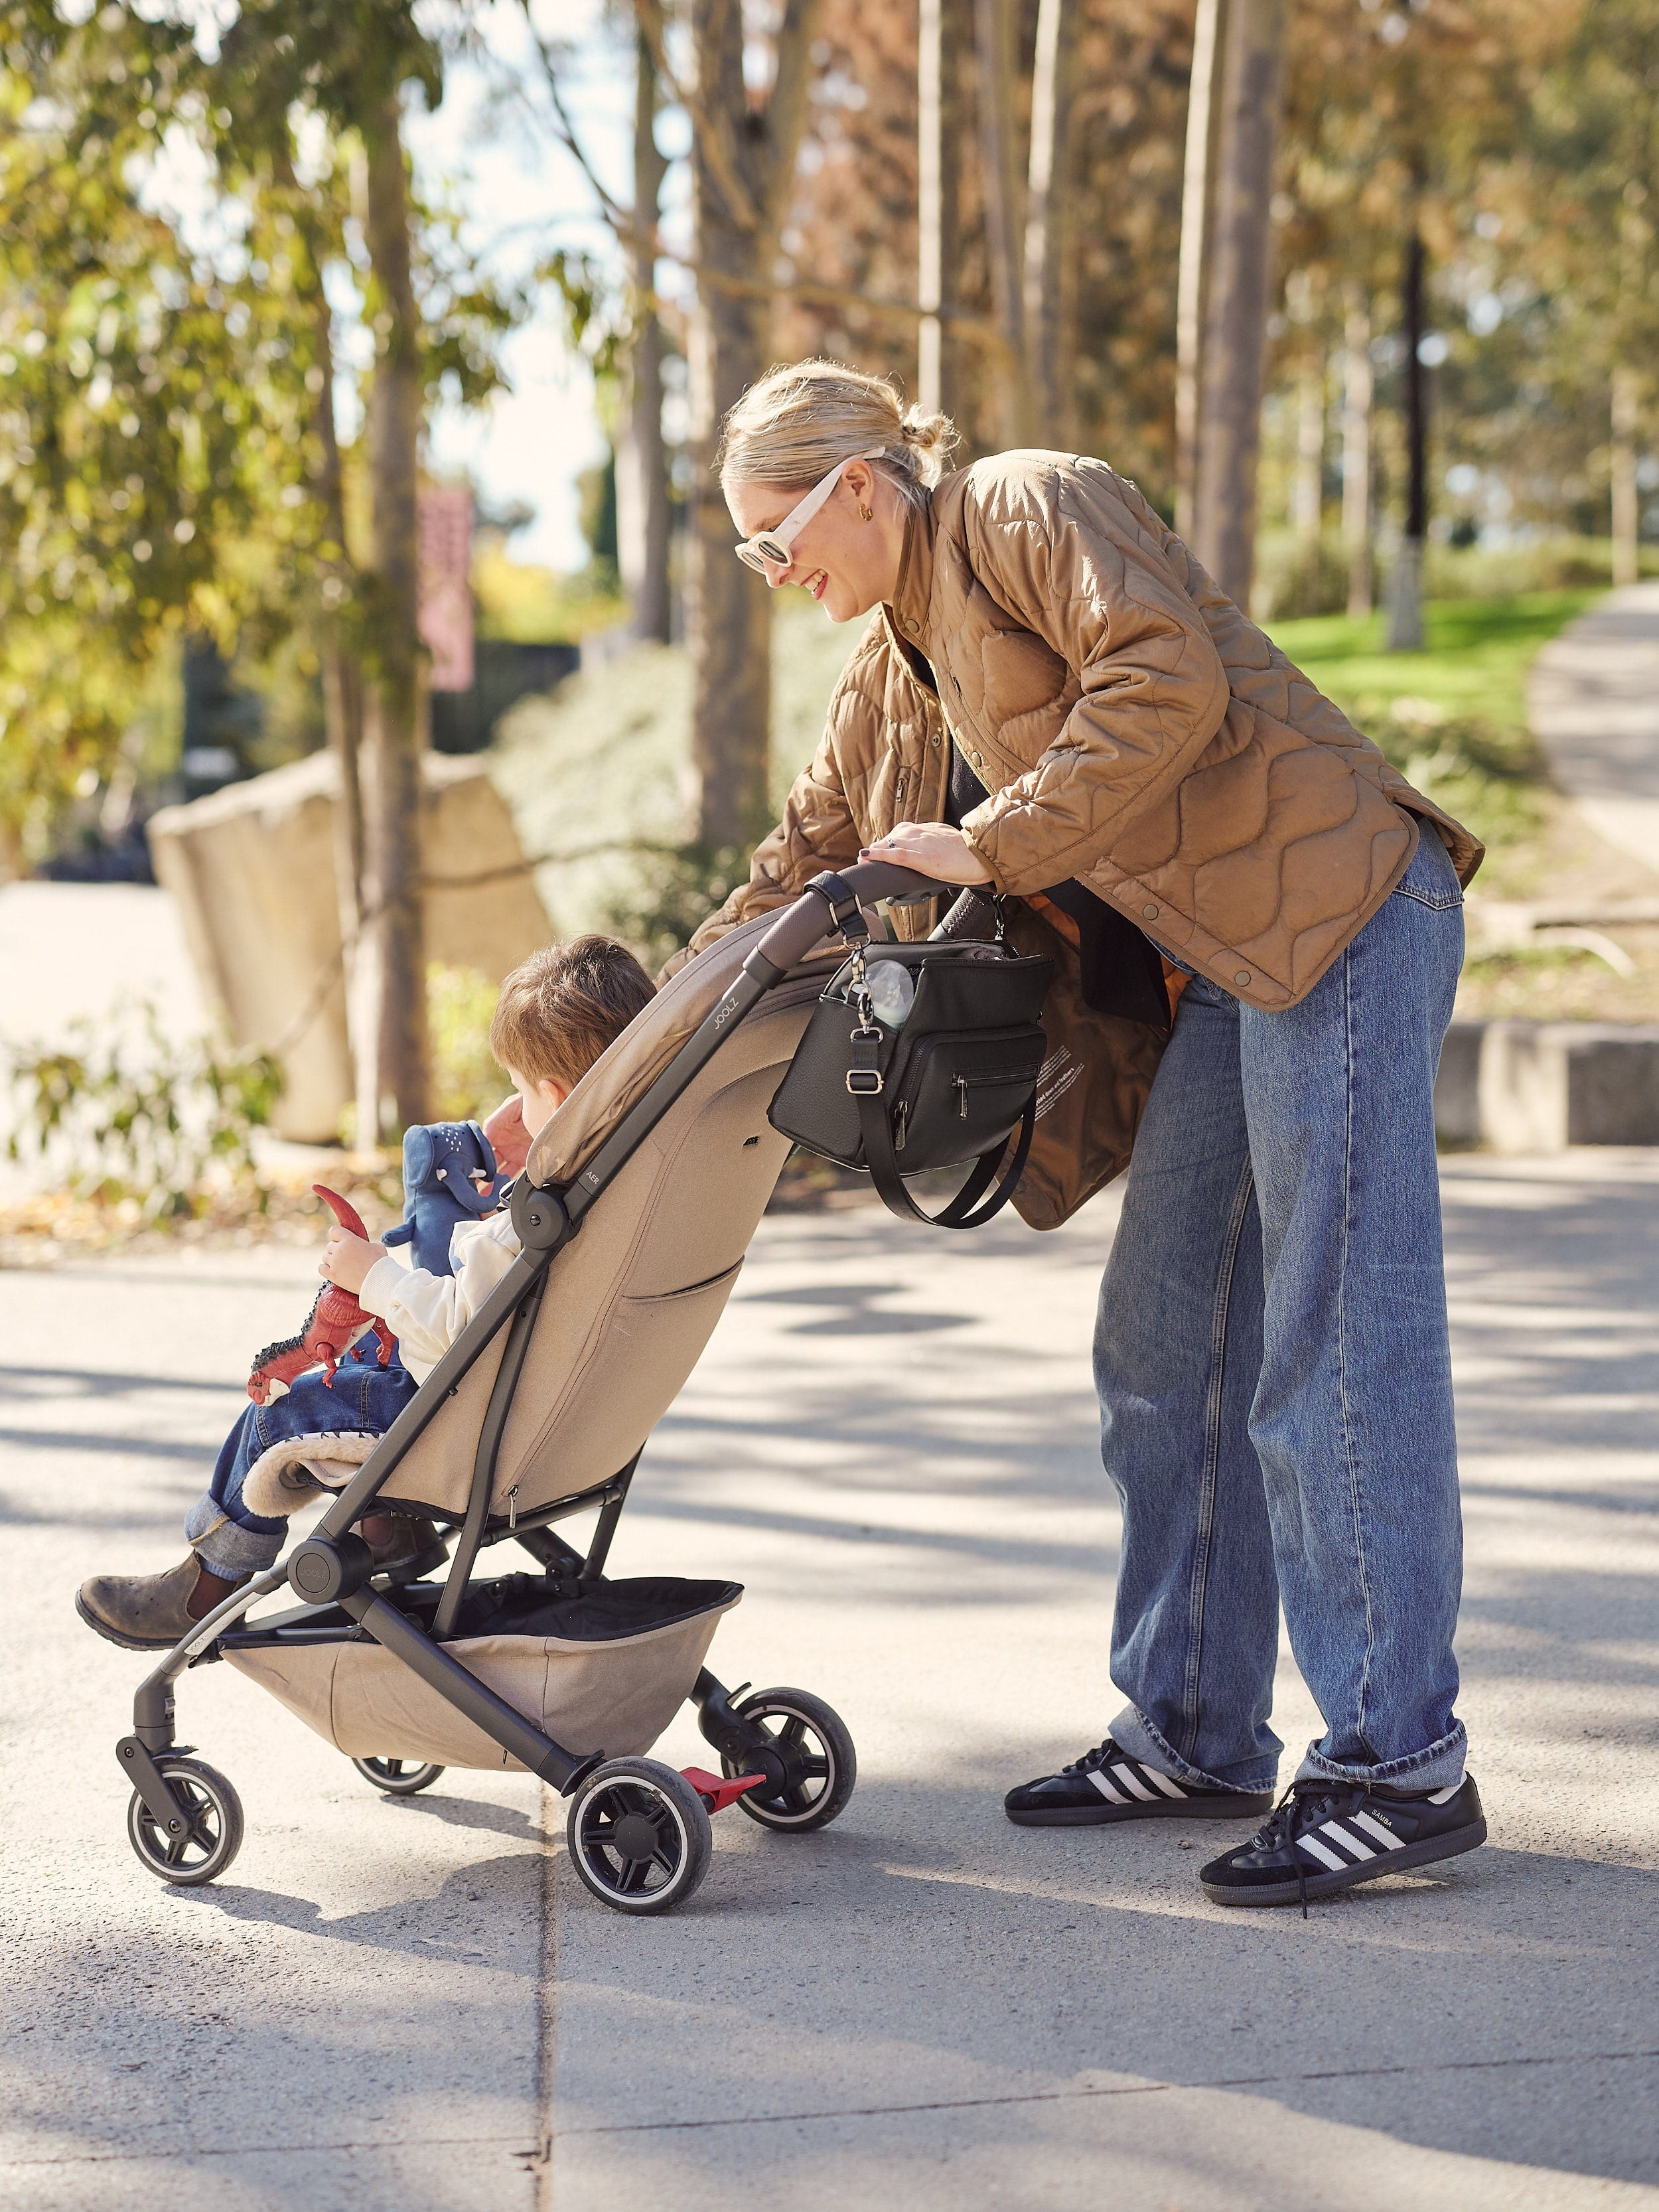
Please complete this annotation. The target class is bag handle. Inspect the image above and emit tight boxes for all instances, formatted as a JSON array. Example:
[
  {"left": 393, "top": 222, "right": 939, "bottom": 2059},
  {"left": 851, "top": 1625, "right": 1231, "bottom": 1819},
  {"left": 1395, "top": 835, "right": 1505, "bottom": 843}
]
[{"left": 847, "top": 1027, "right": 1035, "bottom": 1230}]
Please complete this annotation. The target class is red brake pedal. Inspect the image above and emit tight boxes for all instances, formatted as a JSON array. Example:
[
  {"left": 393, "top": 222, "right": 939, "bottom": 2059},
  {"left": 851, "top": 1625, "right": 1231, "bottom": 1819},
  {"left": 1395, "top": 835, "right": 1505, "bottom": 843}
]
[{"left": 682, "top": 1767, "right": 768, "bottom": 1814}]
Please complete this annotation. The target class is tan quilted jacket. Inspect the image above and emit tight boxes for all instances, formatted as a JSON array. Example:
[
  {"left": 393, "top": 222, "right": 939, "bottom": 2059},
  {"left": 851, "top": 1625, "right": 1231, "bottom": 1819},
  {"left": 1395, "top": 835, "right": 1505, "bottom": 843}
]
[{"left": 681, "top": 451, "right": 1481, "bottom": 1223}]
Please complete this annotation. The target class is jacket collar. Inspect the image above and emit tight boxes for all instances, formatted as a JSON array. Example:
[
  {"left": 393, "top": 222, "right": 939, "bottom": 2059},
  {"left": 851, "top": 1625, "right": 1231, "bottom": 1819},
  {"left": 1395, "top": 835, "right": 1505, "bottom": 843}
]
[{"left": 887, "top": 490, "right": 938, "bottom": 652}]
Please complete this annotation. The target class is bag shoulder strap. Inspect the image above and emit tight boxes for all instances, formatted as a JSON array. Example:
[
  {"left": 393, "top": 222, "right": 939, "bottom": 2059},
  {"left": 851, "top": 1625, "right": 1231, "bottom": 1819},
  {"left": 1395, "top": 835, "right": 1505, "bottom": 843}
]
[{"left": 847, "top": 1028, "right": 1034, "bottom": 1231}]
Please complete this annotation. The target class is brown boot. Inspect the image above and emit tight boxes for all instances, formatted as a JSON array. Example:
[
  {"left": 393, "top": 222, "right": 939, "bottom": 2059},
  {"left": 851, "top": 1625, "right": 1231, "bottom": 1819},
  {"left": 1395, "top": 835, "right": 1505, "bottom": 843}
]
[
  {"left": 76, "top": 1554, "right": 246, "bottom": 1652},
  {"left": 359, "top": 1512, "right": 448, "bottom": 1585}
]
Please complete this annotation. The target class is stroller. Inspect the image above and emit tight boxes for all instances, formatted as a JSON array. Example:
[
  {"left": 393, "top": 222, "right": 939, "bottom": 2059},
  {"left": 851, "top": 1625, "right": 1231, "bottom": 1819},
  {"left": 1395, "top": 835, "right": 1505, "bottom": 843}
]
[{"left": 114, "top": 860, "right": 1033, "bottom": 1915}]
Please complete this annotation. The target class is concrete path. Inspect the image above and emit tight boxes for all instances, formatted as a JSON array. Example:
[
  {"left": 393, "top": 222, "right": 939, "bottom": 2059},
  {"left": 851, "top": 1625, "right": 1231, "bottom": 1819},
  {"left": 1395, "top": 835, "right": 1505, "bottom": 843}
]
[
  {"left": 3, "top": 1157, "right": 1658, "bottom": 2209},
  {"left": 1529, "top": 580, "right": 1659, "bottom": 873}
]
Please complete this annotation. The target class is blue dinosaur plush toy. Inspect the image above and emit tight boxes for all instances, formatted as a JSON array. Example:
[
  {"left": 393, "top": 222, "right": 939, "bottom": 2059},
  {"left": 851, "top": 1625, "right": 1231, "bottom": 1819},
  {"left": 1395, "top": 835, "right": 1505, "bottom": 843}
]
[{"left": 381, "top": 1121, "right": 508, "bottom": 1277}]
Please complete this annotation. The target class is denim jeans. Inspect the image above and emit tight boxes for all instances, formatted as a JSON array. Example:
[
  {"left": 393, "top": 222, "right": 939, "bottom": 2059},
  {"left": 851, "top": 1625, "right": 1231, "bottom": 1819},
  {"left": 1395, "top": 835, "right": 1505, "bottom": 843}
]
[
  {"left": 1096, "top": 826, "right": 1467, "bottom": 1794},
  {"left": 184, "top": 1342, "right": 418, "bottom": 1578}
]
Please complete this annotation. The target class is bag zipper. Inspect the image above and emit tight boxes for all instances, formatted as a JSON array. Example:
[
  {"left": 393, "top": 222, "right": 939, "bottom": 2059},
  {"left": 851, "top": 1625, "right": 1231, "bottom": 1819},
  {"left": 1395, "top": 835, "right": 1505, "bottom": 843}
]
[{"left": 952, "top": 1069, "right": 1031, "bottom": 1118}]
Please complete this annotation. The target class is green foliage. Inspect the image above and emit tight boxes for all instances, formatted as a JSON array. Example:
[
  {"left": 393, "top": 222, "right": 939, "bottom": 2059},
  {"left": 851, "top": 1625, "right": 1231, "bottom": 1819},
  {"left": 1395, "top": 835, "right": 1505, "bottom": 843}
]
[
  {"left": 472, "top": 546, "right": 627, "bottom": 642},
  {"left": 0, "top": 0, "right": 524, "bottom": 863},
  {"left": 5, "top": 1009, "right": 283, "bottom": 1217},
  {"left": 493, "top": 602, "right": 865, "bottom": 957},
  {"left": 427, "top": 962, "right": 506, "bottom": 1121},
  {"left": 600, "top": 844, "right": 753, "bottom": 975}
]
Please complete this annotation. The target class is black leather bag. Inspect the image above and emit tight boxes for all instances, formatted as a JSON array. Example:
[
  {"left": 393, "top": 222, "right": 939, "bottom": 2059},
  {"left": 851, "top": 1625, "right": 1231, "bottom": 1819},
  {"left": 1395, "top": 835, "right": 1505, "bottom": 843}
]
[{"left": 769, "top": 936, "right": 1054, "bottom": 1228}]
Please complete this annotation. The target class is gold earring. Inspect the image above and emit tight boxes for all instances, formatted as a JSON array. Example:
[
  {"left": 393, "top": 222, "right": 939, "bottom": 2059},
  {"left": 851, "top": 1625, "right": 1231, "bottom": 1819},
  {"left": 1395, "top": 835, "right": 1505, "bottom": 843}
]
[{"left": 858, "top": 501, "right": 873, "bottom": 522}]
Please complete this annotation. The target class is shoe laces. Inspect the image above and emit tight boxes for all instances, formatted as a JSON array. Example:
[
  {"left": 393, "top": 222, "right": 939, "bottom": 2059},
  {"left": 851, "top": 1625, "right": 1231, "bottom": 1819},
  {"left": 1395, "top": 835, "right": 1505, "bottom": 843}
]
[
  {"left": 1248, "top": 1780, "right": 1369, "bottom": 1920},
  {"left": 1061, "top": 1739, "right": 1119, "bottom": 1777}
]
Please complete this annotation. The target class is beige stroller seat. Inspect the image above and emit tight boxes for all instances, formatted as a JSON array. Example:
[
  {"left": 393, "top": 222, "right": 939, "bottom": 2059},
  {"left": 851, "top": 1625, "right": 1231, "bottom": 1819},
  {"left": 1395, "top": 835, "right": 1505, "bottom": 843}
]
[{"left": 114, "top": 865, "right": 931, "bottom": 1914}]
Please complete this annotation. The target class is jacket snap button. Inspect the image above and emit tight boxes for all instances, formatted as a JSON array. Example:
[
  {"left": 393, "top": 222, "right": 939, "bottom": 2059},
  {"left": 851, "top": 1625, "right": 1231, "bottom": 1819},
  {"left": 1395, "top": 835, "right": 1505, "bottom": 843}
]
[
  {"left": 1143, "top": 903, "right": 1159, "bottom": 919},
  {"left": 972, "top": 751, "right": 983, "bottom": 767},
  {"left": 904, "top": 616, "right": 918, "bottom": 634},
  {"left": 1234, "top": 970, "right": 1252, "bottom": 986}
]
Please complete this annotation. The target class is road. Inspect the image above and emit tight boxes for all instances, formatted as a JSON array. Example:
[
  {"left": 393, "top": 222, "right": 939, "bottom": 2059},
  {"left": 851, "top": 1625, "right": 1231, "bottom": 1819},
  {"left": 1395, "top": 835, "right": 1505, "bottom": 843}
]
[{"left": 2, "top": 1156, "right": 1658, "bottom": 2209}]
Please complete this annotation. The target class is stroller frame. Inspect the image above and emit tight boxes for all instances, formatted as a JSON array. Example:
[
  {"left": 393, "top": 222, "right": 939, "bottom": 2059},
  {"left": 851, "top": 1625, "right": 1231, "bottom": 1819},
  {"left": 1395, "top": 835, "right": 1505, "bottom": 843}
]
[{"left": 115, "top": 859, "right": 932, "bottom": 1903}]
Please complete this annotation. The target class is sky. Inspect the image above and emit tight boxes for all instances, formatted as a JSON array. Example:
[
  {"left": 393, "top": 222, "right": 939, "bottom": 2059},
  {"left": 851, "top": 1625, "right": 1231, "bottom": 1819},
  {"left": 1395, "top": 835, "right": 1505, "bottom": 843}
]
[{"left": 407, "top": 1, "right": 639, "bottom": 571}]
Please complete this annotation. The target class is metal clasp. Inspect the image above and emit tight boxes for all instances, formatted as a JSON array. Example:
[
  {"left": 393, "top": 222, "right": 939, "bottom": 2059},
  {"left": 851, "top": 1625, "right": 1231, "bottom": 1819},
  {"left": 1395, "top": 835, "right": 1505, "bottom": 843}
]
[{"left": 846, "top": 1069, "right": 884, "bottom": 1096}]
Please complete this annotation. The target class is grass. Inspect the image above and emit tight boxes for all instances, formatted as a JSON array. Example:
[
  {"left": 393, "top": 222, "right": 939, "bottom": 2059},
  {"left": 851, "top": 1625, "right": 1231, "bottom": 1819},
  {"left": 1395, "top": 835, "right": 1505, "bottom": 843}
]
[{"left": 1265, "top": 591, "right": 1602, "bottom": 736}]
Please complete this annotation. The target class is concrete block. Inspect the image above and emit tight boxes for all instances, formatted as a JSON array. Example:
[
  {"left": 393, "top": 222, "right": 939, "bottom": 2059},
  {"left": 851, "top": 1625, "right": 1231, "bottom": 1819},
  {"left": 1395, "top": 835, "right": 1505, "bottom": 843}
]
[
  {"left": 1475, "top": 1019, "right": 1659, "bottom": 1151},
  {"left": 1434, "top": 1019, "right": 1485, "bottom": 1145},
  {"left": 147, "top": 751, "right": 549, "bottom": 1141}
]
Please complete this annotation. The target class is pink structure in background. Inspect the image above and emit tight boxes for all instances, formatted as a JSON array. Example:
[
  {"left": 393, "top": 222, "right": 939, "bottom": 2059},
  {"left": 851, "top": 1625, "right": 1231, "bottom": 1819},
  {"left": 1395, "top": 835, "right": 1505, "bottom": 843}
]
[{"left": 418, "top": 482, "right": 475, "bottom": 694}]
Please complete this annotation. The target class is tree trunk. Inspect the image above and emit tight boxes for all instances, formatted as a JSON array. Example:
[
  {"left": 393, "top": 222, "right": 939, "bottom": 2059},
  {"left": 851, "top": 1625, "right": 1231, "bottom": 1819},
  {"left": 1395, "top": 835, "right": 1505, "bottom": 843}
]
[
  {"left": 686, "top": 0, "right": 822, "bottom": 852},
  {"left": 1341, "top": 293, "right": 1374, "bottom": 619},
  {"left": 1175, "top": 0, "right": 1226, "bottom": 540},
  {"left": 1292, "top": 353, "right": 1324, "bottom": 550},
  {"left": 307, "top": 227, "right": 370, "bottom": 1131},
  {"left": 1190, "top": 0, "right": 1287, "bottom": 607},
  {"left": 974, "top": 0, "right": 1033, "bottom": 445},
  {"left": 1387, "top": 227, "right": 1427, "bottom": 652},
  {"left": 1022, "top": 0, "right": 1077, "bottom": 446},
  {"left": 1611, "top": 364, "right": 1639, "bottom": 588},
  {"left": 618, "top": 27, "right": 672, "bottom": 643},
  {"left": 274, "top": 140, "right": 369, "bottom": 1130},
  {"left": 917, "top": 0, "right": 965, "bottom": 417},
  {"left": 360, "top": 92, "right": 429, "bottom": 1136}
]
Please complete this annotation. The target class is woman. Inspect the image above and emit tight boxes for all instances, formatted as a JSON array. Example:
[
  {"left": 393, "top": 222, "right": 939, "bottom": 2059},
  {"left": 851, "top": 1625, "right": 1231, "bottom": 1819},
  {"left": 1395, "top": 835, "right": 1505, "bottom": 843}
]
[{"left": 689, "top": 358, "right": 1486, "bottom": 1909}]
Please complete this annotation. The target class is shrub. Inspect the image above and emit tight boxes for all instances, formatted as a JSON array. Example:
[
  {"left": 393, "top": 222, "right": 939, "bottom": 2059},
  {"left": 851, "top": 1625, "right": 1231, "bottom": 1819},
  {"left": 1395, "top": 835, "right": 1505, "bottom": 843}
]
[{"left": 5, "top": 1007, "right": 283, "bottom": 1218}]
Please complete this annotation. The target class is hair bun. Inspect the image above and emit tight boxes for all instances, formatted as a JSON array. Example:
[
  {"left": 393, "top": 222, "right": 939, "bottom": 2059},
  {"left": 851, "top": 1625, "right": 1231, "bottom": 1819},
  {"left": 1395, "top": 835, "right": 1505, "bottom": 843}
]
[{"left": 898, "top": 403, "right": 958, "bottom": 483}]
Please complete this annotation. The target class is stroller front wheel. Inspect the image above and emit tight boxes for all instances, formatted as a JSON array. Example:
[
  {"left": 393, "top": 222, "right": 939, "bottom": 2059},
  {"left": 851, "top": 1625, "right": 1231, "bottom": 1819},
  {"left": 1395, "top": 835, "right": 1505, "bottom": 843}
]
[
  {"left": 723, "top": 1688, "right": 857, "bottom": 1832},
  {"left": 565, "top": 1757, "right": 713, "bottom": 1915},
  {"left": 352, "top": 1756, "right": 446, "bottom": 1797},
  {"left": 126, "top": 1756, "right": 244, "bottom": 1887}
]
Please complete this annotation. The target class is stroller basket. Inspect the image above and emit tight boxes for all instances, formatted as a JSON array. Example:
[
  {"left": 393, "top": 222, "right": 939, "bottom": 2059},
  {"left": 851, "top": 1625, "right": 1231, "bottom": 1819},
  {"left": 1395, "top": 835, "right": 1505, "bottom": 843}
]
[
  {"left": 115, "top": 857, "right": 946, "bottom": 1913},
  {"left": 222, "top": 1574, "right": 741, "bottom": 1771}
]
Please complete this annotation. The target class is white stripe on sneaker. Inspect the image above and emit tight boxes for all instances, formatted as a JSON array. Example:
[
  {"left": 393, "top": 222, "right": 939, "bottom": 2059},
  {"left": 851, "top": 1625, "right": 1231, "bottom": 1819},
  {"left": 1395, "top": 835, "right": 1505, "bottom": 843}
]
[
  {"left": 1296, "top": 1833, "right": 1348, "bottom": 1872},
  {"left": 1088, "top": 1769, "right": 1131, "bottom": 1805},
  {"left": 1143, "top": 1767, "right": 1189, "bottom": 1800},
  {"left": 1320, "top": 1818, "right": 1376, "bottom": 1861},
  {"left": 1112, "top": 1763, "right": 1160, "bottom": 1803},
  {"left": 1350, "top": 1810, "right": 1407, "bottom": 1851}
]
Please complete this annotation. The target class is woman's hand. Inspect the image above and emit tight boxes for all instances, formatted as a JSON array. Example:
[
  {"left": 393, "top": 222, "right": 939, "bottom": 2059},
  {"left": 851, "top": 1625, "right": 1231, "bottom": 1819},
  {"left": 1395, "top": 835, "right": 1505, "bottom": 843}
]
[
  {"left": 321, "top": 1228, "right": 386, "bottom": 1297},
  {"left": 859, "top": 822, "right": 994, "bottom": 885}
]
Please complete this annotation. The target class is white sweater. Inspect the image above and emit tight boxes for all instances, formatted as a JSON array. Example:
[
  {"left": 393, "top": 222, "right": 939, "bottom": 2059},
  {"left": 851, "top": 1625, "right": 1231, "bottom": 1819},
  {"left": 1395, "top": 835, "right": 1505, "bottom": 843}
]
[{"left": 358, "top": 1211, "right": 522, "bottom": 1382}]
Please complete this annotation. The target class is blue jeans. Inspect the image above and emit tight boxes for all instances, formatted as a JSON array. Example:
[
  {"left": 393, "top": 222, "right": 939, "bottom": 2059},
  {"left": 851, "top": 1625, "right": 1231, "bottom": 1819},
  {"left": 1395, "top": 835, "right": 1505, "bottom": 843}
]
[
  {"left": 184, "top": 1344, "right": 419, "bottom": 1578},
  {"left": 1097, "top": 826, "right": 1467, "bottom": 1795}
]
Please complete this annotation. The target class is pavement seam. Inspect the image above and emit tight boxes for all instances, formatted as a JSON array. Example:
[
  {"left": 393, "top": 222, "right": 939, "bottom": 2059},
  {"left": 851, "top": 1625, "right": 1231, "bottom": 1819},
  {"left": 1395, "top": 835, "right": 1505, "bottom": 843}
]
[
  {"left": 0, "top": 2134, "right": 542, "bottom": 2168},
  {"left": 531, "top": 1779, "right": 559, "bottom": 2206},
  {"left": 551, "top": 2046, "right": 1659, "bottom": 2137}
]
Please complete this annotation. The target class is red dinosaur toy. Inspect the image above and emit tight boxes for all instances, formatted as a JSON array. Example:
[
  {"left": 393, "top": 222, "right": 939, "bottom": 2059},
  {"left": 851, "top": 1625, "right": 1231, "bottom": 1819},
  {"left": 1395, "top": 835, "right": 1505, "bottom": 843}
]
[{"left": 246, "top": 1185, "right": 397, "bottom": 1404}]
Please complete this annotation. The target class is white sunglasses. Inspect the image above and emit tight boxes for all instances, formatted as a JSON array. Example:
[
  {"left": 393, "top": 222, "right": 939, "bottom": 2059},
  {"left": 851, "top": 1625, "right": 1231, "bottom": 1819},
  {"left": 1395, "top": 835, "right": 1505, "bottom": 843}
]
[{"left": 733, "top": 448, "right": 887, "bottom": 574}]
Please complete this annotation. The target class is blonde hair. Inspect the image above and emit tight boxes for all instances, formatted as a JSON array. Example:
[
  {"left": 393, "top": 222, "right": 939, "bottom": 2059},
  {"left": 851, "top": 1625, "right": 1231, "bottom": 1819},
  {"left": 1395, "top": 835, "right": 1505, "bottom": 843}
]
[
  {"left": 717, "top": 358, "right": 958, "bottom": 508},
  {"left": 488, "top": 936, "right": 656, "bottom": 1094}
]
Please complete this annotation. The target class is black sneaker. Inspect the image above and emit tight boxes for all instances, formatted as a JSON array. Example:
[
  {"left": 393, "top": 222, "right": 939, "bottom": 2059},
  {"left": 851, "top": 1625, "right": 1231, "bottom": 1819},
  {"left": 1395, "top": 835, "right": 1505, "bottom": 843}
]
[
  {"left": 1005, "top": 1737, "right": 1275, "bottom": 1826},
  {"left": 1200, "top": 1773, "right": 1486, "bottom": 1911}
]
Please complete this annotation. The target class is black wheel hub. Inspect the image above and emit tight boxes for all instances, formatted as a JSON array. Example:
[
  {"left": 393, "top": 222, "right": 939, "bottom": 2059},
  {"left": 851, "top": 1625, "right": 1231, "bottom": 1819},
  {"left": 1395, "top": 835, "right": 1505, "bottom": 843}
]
[{"left": 612, "top": 1810, "right": 663, "bottom": 1862}]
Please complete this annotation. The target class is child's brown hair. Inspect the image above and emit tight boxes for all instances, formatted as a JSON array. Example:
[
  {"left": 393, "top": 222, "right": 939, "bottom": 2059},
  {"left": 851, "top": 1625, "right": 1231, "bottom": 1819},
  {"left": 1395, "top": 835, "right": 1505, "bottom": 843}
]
[{"left": 489, "top": 936, "right": 656, "bottom": 1096}]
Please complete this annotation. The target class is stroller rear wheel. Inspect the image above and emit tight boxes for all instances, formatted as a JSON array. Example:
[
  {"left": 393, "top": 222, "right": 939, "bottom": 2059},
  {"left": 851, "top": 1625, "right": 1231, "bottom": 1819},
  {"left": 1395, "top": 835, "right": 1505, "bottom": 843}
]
[
  {"left": 565, "top": 1757, "right": 712, "bottom": 1915},
  {"left": 722, "top": 1688, "right": 856, "bottom": 1832},
  {"left": 126, "top": 1756, "right": 244, "bottom": 1887},
  {"left": 352, "top": 1756, "right": 446, "bottom": 1797}
]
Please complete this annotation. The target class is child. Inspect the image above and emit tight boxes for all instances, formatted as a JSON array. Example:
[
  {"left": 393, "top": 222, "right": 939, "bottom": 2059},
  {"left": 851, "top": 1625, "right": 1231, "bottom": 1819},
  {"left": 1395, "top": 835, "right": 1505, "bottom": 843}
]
[{"left": 76, "top": 936, "right": 655, "bottom": 1651}]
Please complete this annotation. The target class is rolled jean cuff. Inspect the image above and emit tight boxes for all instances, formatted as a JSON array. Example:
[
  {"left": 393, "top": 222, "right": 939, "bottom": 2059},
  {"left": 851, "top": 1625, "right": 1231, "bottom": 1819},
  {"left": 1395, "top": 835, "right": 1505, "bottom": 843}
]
[
  {"left": 1295, "top": 1719, "right": 1467, "bottom": 1795},
  {"left": 185, "top": 1499, "right": 285, "bottom": 1579},
  {"left": 1110, "top": 1704, "right": 1281, "bottom": 1797}
]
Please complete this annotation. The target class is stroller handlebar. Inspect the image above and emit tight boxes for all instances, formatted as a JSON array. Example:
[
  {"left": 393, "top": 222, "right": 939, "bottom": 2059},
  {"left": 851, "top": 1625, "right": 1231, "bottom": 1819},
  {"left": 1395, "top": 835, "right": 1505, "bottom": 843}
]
[{"left": 752, "top": 861, "right": 948, "bottom": 975}]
